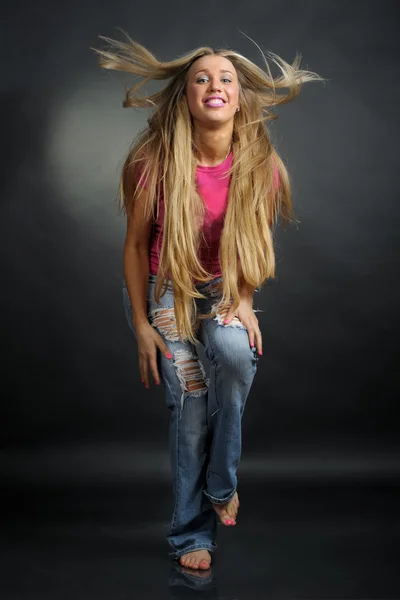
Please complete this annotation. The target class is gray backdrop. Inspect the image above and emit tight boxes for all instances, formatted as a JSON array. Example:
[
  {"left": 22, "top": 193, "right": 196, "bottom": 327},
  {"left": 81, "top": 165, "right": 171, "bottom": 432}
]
[{"left": 2, "top": 0, "right": 399, "bottom": 486}]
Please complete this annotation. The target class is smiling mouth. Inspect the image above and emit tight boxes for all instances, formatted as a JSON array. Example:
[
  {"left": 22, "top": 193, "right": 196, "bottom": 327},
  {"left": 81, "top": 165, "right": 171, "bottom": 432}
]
[{"left": 204, "top": 100, "right": 226, "bottom": 108}]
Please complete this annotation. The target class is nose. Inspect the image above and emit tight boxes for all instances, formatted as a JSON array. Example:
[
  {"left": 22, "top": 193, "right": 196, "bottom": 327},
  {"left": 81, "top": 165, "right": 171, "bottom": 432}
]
[{"left": 208, "top": 78, "right": 222, "bottom": 92}]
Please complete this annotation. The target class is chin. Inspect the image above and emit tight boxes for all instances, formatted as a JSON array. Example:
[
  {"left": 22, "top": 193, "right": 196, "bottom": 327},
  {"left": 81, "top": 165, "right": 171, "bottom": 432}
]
[{"left": 200, "top": 111, "right": 233, "bottom": 123}]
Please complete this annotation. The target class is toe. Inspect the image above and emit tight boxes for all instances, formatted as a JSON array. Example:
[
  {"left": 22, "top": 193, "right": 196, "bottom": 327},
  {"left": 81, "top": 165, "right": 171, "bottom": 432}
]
[
  {"left": 199, "top": 559, "right": 210, "bottom": 570},
  {"left": 220, "top": 509, "right": 230, "bottom": 523},
  {"left": 213, "top": 502, "right": 235, "bottom": 525},
  {"left": 222, "top": 510, "right": 234, "bottom": 525}
]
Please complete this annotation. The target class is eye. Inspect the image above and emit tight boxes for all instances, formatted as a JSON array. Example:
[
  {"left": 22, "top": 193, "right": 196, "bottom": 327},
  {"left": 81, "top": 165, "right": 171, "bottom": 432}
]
[{"left": 196, "top": 77, "right": 232, "bottom": 84}]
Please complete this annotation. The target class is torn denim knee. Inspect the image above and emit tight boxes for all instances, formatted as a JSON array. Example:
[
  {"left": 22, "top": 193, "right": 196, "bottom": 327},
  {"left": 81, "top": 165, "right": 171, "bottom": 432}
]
[
  {"left": 173, "top": 348, "right": 209, "bottom": 411},
  {"left": 148, "top": 306, "right": 181, "bottom": 342}
]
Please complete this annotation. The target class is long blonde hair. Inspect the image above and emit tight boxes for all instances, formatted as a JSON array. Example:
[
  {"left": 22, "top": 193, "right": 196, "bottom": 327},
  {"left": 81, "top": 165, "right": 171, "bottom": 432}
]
[{"left": 91, "top": 30, "right": 324, "bottom": 344}]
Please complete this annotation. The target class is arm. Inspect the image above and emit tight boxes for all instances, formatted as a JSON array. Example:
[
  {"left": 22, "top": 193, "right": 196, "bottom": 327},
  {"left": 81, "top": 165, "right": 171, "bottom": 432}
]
[
  {"left": 239, "top": 280, "right": 256, "bottom": 298},
  {"left": 123, "top": 176, "right": 173, "bottom": 388},
  {"left": 123, "top": 186, "right": 153, "bottom": 327},
  {"left": 237, "top": 258, "right": 256, "bottom": 298}
]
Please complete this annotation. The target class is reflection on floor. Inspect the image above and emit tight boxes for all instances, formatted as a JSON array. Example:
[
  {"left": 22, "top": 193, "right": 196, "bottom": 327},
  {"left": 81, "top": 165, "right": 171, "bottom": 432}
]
[{"left": 1, "top": 482, "right": 399, "bottom": 599}]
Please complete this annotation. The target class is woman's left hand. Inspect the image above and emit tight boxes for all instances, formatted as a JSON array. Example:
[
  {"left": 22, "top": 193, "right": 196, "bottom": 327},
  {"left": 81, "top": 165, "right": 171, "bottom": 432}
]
[{"left": 224, "top": 297, "right": 262, "bottom": 356}]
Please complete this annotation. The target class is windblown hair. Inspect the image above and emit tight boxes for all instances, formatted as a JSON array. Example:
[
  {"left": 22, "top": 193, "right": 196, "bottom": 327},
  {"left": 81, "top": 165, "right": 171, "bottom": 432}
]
[{"left": 91, "top": 30, "right": 324, "bottom": 344}]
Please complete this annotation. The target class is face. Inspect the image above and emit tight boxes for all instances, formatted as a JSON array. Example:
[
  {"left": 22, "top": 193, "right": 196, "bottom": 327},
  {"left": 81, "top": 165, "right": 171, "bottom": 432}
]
[{"left": 185, "top": 54, "right": 240, "bottom": 125}]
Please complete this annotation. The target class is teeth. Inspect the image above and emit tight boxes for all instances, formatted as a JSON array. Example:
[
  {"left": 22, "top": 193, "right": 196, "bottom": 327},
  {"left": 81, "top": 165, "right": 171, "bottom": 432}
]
[{"left": 206, "top": 99, "right": 224, "bottom": 105}]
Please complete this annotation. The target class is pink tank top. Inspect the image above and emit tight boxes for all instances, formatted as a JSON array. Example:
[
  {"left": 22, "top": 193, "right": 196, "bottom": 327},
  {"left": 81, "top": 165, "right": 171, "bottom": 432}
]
[{"left": 138, "top": 152, "right": 279, "bottom": 279}]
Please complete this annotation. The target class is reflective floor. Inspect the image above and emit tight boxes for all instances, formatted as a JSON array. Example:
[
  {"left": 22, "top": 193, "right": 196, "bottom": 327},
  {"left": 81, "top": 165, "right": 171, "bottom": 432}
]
[{"left": 1, "top": 482, "right": 399, "bottom": 599}]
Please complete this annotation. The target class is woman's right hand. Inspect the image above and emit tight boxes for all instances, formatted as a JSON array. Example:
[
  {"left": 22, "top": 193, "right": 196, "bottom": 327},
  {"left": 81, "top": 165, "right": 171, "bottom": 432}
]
[{"left": 134, "top": 321, "right": 172, "bottom": 388}]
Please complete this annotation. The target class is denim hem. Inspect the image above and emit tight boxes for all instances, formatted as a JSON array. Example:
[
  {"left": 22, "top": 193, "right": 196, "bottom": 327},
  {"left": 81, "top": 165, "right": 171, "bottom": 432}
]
[
  {"left": 169, "top": 542, "right": 217, "bottom": 560},
  {"left": 203, "top": 488, "right": 237, "bottom": 505}
]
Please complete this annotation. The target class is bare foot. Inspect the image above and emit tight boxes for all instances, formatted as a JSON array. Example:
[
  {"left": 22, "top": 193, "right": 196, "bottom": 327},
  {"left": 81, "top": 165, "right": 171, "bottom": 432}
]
[
  {"left": 212, "top": 491, "right": 240, "bottom": 525},
  {"left": 179, "top": 549, "right": 211, "bottom": 570}
]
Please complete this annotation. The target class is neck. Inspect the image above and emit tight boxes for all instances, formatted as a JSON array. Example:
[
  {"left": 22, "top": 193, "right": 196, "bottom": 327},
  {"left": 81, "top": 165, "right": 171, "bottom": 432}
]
[{"left": 192, "top": 124, "right": 233, "bottom": 167}]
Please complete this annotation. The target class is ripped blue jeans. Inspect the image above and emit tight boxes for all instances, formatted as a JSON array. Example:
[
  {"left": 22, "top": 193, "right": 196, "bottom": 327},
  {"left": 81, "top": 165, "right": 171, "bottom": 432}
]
[{"left": 122, "top": 273, "right": 259, "bottom": 559}]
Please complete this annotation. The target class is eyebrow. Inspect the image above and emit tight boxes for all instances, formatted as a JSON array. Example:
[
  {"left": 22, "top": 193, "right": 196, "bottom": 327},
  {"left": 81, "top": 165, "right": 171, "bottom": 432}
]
[{"left": 193, "top": 69, "right": 234, "bottom": 76}]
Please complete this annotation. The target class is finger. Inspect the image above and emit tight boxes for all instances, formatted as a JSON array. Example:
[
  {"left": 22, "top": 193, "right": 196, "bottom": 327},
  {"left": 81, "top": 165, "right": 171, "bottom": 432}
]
[
  {"left": 141, "top": 359, "right": 149, "bottom": 389},
  {"left": 139, "top": 362, "right": 144, "bottom": 384},
  {"left": 255, "top": 329, "right": 263, "bottom": 355},
  {"left": 246, "top": 326, "right": 255, "bottom": 349},
  {"left": 139, "top": 357, "right": 144, "bottom": 383},
  {"left": 223, "top": 309, "right": 235, "bottom": 325},
  {"left": 149, "top": 356, "right": 160, "bottom": 386},
  {"left": 161, "top": 344, "right": 173, "bottom": 360}
]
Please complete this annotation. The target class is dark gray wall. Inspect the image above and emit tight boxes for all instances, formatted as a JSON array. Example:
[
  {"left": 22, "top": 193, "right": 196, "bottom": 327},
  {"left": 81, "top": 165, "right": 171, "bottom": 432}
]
[{"left": 2, "top": 0, "right": 399, "bottom": 485}]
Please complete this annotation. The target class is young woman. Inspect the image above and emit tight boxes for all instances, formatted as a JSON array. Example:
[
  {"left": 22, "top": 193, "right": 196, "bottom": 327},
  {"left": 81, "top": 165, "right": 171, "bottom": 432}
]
[{"left": 93, "top": 32, "right": 322, "bottom": 571}]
